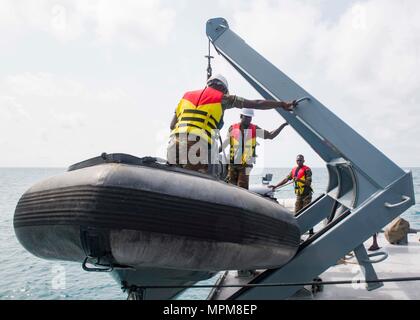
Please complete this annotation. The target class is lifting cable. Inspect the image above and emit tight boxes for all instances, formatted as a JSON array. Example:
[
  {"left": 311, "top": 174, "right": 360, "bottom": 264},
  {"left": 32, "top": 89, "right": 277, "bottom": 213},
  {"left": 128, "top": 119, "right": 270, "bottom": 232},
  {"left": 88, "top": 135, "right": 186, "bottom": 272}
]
[
  {"left": 205, "top": 39, "right": 214, "bottom": 80},
  {"left": 135, "top": 276, "right": 420, "bottom": 290},
  {"left": 205, "top": 39, "right": 227, "bottom": 174}
]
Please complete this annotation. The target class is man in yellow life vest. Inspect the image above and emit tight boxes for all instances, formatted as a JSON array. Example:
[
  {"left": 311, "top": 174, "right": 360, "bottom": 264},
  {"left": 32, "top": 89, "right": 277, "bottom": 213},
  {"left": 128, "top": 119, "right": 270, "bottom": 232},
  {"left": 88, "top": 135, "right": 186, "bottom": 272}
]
[
  {"left": 168, "top": 74, "right": 296, "bottom": 174},
  {"left": 222, "top": 108, "right": 289, "bottom": 189},
  {"left": 270, "top": 154, "right": 314, "bottom": 222}
]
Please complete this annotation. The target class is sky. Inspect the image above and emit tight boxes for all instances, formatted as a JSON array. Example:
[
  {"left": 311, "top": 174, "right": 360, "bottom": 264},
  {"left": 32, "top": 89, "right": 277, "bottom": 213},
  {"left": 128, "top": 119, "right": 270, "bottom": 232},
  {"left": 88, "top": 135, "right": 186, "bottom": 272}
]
[{"left": 0, "top": 0, "right": 419, "bottom": 169}]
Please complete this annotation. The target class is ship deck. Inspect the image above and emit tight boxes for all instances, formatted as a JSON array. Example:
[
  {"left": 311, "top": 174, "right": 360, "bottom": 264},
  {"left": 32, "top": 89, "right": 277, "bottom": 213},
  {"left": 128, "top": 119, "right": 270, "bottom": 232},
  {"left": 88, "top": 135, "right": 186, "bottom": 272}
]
[
  {"left": 302, "top": 233, "right": 420, "bottom": 300},
  {"left": 208, "top": 228, "right": 420, "bottom": 300}
]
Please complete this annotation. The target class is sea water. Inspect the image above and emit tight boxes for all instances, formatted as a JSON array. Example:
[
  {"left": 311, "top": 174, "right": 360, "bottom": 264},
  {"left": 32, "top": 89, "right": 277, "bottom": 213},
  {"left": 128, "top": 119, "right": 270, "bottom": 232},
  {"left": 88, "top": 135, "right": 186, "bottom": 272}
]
[{"left": 0, "top": 168, "right": 419, "bottom": 300}]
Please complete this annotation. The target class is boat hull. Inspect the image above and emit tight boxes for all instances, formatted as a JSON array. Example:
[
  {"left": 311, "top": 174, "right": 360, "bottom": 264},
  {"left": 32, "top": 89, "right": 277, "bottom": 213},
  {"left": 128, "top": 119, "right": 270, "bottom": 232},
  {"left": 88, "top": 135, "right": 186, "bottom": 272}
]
[{"left": 14, "top": 154, "right": 301, "bottom": 297}]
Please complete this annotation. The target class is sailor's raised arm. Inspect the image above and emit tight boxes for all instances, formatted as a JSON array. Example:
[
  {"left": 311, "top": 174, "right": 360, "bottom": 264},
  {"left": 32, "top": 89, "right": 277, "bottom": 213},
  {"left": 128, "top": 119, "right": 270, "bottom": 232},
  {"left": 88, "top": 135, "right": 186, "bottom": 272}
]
[
  {"left": 269, "top": 173, "right": 293, "bottom": 190},
  {"left": 260, "top": 123, "right": 289, "bottom": 140},
  {"left": 243, "top": 99, "right": 296, "bottom": 111},
  {"left": 222, "top": 95, "right": 296, "bottom": 111}
]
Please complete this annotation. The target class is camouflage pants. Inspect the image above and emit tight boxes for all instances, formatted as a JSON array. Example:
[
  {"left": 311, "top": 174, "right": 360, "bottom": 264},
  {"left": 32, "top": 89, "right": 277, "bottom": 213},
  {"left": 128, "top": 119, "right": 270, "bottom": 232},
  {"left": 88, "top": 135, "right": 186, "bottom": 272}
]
[
  {"left": 295, "top": 194, "right": 312, "bottom": 215},
  {"left": 167, "top": 136, "right": 209, "bottom": 174},
  {"left": 227, "top": 165, "right": 253, "bottom": 189}
]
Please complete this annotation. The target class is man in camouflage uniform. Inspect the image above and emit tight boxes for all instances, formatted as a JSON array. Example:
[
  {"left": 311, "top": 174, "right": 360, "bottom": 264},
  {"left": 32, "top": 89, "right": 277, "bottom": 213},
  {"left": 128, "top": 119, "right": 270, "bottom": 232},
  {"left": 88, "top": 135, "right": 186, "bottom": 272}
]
[
  {"left": 270, "top": 154, "right": 314, "bottom": 235},
  {"left": 168, "top": 74, "right": 295, "bottom": 174},
  {"left": 223, "top": 108, "right": 288, "bottom": 189}
]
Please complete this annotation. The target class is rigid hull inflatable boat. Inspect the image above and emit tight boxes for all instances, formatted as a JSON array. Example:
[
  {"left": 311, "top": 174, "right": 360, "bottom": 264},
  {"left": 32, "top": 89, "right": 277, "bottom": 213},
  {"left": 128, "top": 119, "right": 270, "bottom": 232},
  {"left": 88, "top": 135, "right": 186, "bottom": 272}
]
[{"left": 14, "top": 154, "right": 300, "bottom": 299}]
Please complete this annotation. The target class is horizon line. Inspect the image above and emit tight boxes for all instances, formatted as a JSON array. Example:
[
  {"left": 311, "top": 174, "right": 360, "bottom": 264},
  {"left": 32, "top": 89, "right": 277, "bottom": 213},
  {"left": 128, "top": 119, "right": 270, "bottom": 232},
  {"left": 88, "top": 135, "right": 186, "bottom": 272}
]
[{"left": 1, "top": 166, "right": 419, "bottom": 169}]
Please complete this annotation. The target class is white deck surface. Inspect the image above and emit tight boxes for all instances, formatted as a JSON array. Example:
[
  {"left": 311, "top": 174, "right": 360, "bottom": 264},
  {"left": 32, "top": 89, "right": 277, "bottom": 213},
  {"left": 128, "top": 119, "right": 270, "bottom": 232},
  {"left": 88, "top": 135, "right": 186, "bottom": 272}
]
[
  {"left": 308, "top": 233, "right": 420, "bottom": 300},
  {"left": 278, "top": 200, "right": 420, "bottom": 300},
  {"left": 208, "top": 233, "right": 420, "bottom": 300},
  {"left": 209, "top": 196, "right": 420, "bottom": 300}
]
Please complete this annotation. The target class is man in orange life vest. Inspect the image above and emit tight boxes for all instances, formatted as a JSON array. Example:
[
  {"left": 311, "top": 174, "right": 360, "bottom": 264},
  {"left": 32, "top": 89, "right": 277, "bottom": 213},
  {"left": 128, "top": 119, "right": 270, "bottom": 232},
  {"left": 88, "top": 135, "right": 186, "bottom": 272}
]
[
  {"left": 168, "top": 74, "right": 296, "bottom": 173},
  {"left": 270, "top": 154, "right": 313, "bottom": 215},
  {"left": 224, "top": 108, "right": 289, "bottom": 189}
]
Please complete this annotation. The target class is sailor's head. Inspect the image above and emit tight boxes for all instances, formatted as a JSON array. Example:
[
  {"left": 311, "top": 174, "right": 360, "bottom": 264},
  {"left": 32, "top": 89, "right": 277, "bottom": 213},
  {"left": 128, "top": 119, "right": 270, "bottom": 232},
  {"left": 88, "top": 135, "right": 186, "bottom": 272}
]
[
  {"left": 240, "top": 108, "right": 254, "bottom": 127},
  {"left": 296, "top": 154, "right": 305, "bottom": 167},
  {"left": 207, "top": 74, "right": 229, "bottom": 94}
]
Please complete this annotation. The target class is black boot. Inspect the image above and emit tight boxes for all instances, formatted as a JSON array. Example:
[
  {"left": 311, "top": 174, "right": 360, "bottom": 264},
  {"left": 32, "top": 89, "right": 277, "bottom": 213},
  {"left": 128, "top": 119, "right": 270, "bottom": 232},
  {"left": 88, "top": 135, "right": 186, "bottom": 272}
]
[{"left": 368, "top": 234, "right": 380, "bottom": 251}]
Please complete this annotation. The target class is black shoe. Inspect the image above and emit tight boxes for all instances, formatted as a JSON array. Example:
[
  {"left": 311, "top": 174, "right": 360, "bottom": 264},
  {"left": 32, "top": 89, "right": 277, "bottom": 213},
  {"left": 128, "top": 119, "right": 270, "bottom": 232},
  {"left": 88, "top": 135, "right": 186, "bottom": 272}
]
[{"left": 368, "top": 244, "right": 380, "bottom": 251}]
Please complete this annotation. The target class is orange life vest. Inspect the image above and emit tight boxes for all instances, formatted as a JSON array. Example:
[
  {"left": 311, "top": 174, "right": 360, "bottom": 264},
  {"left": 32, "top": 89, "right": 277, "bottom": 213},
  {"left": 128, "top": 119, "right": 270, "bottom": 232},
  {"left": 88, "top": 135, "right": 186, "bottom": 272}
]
[
  {"left": 229, "top": 123, "right": 257, "bottom": 165},
  {"left": 292, "top": 165, "right": 311, "bottom": 196},
  {"left": 171, "top": 87, "right": 224, "bottom": 144}
]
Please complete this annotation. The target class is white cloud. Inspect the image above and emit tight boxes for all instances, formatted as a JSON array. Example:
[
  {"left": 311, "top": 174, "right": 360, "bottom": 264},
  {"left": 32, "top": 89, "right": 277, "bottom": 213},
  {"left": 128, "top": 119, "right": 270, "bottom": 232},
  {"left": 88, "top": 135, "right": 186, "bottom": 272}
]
[
  {"left": 0, "top": 72, "right": 138, "bottom": 166},
  {"left": 0, "top": 0, "right": 176, "bottom": 48},
  {"left": 0, "top": 0, "right": 419, "bottom": 168},
  {"left": 75, "top": 0, "right": 176, "bottom": 48},
  {"left": 95, "top": 88, "right": 128, "bottom": 103},
  {"left": 53, "top": 112, "right": 87, "bottom": 130},
  {"left": 220, "top": 0, "right": 420, "bottom": 167},
  {"left": 4, "top": 73, "right": 84, "bottom": 97},
  {"left": 2, "top": 72, "right": 129, "bottom": 102},
  {"left": 0, "top": 96, "right": 30, "bottom": 122}
]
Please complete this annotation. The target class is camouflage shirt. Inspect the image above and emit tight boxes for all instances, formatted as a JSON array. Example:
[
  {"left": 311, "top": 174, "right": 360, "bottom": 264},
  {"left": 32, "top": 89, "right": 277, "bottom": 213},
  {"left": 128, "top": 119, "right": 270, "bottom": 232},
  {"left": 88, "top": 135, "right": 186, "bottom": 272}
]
[{"left": 221, "top": 95, "right": 245, "bottom": 110}]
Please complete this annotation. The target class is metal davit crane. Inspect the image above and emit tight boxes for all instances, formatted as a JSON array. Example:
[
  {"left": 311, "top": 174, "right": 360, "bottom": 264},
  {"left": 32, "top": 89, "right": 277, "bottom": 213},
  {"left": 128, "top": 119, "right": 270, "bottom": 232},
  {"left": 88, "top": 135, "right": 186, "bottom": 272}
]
[{"left": 206, "top": 17, "right": 415, "bottom": 300}]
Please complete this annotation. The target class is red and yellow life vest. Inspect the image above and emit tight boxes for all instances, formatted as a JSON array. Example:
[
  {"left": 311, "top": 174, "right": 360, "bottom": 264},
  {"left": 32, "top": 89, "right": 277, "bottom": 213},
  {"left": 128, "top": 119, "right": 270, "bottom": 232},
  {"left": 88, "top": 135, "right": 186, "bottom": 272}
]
[
  {"left": 292, "top": 165, "right": 311, "bottom": 196},
  {"left": 229, "top": 123, "right": 257, "bottom": 165},
  {"left": 171, "top": 87, "right": 224, "bottom": 144}
]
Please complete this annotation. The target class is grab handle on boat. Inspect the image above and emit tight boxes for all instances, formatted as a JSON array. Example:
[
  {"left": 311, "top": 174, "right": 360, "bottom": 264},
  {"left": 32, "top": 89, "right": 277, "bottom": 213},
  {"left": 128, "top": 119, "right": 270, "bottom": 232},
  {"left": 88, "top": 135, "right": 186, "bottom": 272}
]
[
  {"left": 385, "top": 196, "right": 411, "bottom": 208},
  {"left": 295, "top": 97, "right": 311, "bottom": 105},
  {"left": 362, "top": 251, "right": 388, "bottom": 264},
  {"left": 82, "top": 257, "right": 113, "bottom": 272}
]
